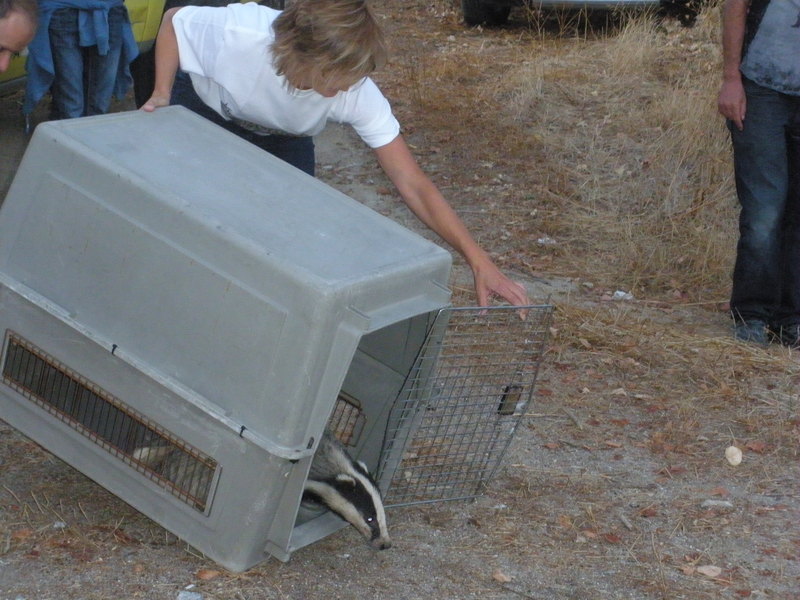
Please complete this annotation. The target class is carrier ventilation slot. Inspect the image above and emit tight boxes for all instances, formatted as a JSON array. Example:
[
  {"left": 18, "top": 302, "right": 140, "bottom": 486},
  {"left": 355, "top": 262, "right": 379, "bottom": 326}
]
[
  {"left": 329, "top": 391, "right": 365, "bottom": 446},
  {"left": 1, "top": 331, "right": 218, "bottom": 513},
  {"left": 379, "top": 304, "right": 553, "bottom": 506}
]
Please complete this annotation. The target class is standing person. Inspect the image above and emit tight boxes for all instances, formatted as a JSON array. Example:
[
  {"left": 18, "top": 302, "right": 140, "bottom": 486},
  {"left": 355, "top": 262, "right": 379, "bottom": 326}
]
[
  {"left": 0, "top": 0, "right": 37, "bottom": 73},
  {"left": 23, "top": 0, "right": 138, "bottom": 120},
  {"left": 717, "top": 0, "right": 800, "bottom": 347},
  {"left": 142, "top": 0, "right": 529, "bottom": 308}
]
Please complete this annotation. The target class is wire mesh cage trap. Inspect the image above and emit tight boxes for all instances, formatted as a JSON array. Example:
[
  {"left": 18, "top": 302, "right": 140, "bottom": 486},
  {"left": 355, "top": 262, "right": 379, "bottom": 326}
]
[{"left": 377, "top": 304, "right": 553, "bottom": 506}]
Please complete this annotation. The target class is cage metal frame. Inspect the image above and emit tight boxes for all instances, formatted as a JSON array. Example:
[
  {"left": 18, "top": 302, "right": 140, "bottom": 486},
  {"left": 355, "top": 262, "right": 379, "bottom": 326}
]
[{"left": 378, "top": 303, "right": 553, "bottom": 507}]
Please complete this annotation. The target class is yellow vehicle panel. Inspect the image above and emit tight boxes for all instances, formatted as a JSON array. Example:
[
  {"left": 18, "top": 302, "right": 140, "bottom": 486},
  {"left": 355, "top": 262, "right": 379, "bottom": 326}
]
[{"left": 126, "top": 0, "right": 166, "bottom": 54}]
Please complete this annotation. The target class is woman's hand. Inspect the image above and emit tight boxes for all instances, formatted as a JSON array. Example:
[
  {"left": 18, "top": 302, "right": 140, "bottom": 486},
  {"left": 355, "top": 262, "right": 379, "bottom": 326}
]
[
  {"left": 141, "top": 93, "right": 170, "bottom": 112},
  {"left": 471, "top": 257, "right": 530, "bottom": 308}
]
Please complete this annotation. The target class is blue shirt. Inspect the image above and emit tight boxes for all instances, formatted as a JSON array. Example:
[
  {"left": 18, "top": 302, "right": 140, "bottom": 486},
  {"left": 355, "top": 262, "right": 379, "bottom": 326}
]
[{"left": 741, "top": 0, "right": 800, "bottom": 95}]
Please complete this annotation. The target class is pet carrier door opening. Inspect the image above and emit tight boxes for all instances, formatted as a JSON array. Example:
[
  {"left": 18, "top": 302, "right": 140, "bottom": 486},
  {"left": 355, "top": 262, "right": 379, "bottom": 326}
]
[{"left": 298, "top": 302, "right": 552, "bottom": 547}]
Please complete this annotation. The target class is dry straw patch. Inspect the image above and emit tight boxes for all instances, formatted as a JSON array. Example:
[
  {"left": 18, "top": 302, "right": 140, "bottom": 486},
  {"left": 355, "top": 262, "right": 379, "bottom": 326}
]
[
  {"left": 547, "top": 301, "right": 799, "bottom": 492},
  {"left": 487, "top": 5, "right": 736, "bottom": 299},
  {"left": 384, "top": 2, "right": 738, "bottom": 300},
  {"left": 391, "top": 1, "right": 798, "bottom": 463},
  {"left": 370, "top": 8, "right": 798, "bottom": 594}
]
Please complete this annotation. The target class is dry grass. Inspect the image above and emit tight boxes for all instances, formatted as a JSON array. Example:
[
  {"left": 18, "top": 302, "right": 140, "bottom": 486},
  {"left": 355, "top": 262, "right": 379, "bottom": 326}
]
[
  {"left": 500, "top": 8, "right": 735, "bottom": 298},
  {"left": 382, "top": 1, "right": 738, "bottom": 301},
  {"left": 382, "top": 9, "right": 799, "bottom": 595},
  {"left": 384, "top": 0, "right": 798, "bottom": 466}
]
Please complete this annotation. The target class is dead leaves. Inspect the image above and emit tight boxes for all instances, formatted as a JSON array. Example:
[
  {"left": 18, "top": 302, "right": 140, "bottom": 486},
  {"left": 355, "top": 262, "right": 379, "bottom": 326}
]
[
  {"left": 10, "top": 528, "right": 34, "bottom": 541},
  {"left": 556, "top": 517, "right": 626, "bottom": 547},
  {"left": 556, "top": 514, "right": 572, "bottom": 529},
  {"left": 681, "top": 563, "right": 723, "bottom": 579},
  {"left": 680, "top": 554, "right": 732, "bottom": 584},
  {"left": 4, "top": 522, "right": 145, "bottom": 565},
  {"left": 602, "top": 532, "right": 623, "bottom": 544},
  {"left": 744, "top": 440, "right": 768, "bottom": 454},
  {"left": 695, "top": 565, "right": 722, "bottom": 578},
  {"left": 196, "top": 568, "right": 222, "bottom": 581},
  {"left": 656, "top": 464, "right": 688, "bottom": 479},
  {"left": 491, "top": 568, "right": 512, "bottom": 583},
  {"left": 638, "top": 506, "right": 658, "bottom": 518}
]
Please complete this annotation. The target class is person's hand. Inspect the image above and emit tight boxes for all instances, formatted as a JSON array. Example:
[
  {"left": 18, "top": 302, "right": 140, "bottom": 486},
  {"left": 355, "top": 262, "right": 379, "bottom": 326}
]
[
  {"left": 141, "top": 93, "right": 170, "bottom": 113},
  {"left": 471, "top": 258, "right": 530, "bottom": 313},
  {"left": 718, "top": 78, "right": 746, "bottom": 130}
]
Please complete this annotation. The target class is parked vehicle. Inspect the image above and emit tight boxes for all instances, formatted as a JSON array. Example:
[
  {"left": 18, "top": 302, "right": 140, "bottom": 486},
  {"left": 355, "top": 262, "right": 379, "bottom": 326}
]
[{"left": 461, "top": 0, "right": 663, "bottom": 26}]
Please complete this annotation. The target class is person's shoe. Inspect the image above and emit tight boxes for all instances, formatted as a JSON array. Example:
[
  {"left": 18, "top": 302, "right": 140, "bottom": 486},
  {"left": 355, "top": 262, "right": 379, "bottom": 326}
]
[
  {"left": 733, "top": 319, "right": 769, "bottom": 345},
  {"left": 772, "top": 323, "right": 800, "bottom": 349}
]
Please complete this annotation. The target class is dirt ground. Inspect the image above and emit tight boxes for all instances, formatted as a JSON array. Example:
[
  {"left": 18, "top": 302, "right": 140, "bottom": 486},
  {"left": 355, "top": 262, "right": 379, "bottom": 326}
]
[{"left": 1, "top": 2, "right": 798, "bottom": 599}]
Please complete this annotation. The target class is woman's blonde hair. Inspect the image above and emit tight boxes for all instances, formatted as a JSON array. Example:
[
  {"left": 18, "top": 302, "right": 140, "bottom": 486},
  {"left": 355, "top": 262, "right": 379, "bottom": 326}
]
[{"left": 272, "top": 0, "right": 387, "bottom": 91}]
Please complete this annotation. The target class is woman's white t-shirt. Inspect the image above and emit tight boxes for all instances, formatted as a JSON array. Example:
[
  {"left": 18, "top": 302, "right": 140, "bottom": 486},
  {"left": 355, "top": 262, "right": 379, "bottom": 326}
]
[{"left": 172, "top": 2, "right": 400, "bottom": 148}]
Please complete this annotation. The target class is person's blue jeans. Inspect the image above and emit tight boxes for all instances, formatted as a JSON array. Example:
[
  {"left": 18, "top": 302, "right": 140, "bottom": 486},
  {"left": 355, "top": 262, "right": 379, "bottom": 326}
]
[
  {"left": 170, "top": 71, "right": 316, "bottom": 177},
  {"left": 48, "top": 5, "right": 126, "bottom": 119},
  {"left": 728, "top": 78, "right": 800, "bottom": 328}
]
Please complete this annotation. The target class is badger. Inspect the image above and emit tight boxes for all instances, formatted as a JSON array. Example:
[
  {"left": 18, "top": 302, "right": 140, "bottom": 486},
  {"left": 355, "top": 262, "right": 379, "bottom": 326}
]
[
  {"left": 132, "top": 428, "right": 391, "bottom": 550},
  {"left": 302, "top": 429, "right": 391, "bottom": 551},
  {"left": 131, "top": 444, "right": 214, "bottom": 508}
]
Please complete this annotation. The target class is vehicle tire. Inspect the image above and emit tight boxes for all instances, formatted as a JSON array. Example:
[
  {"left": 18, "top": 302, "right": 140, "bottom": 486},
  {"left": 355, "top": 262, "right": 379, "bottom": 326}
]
[
  {"left": 659, "top": 0, "right": 702, "bottom": 27},
  {"left": 461, "top": 0, "right": 511, "bottom": 26}
]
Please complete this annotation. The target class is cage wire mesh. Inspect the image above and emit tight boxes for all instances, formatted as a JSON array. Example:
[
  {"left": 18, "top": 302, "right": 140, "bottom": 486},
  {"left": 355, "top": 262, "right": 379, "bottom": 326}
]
[
  {"left": 1, "top": 331, "right": 219, "bottom": 512},
  {"left": 379, "top": 304, "right": 553, "bottom": 506}
]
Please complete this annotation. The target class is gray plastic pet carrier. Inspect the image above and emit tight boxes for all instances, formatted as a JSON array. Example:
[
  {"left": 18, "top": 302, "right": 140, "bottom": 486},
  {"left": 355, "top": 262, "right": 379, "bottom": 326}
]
[{"left": 0, "top": 107, "right": 551, "bottom": 571}]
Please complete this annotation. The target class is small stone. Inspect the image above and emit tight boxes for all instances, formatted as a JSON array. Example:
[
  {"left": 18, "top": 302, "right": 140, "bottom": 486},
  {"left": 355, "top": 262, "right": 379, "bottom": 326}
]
[
  {"left": 725, "top": 446, "right": 743, "bottom": 466},
  {"left": 701, "top": 499, "right": 734, "bottom": 509}
]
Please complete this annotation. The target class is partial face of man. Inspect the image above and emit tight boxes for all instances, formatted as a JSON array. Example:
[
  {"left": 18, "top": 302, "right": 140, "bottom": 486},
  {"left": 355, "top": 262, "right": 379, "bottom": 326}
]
[{"left": 0, "top": 10, "right": 36, "bottom": 73}]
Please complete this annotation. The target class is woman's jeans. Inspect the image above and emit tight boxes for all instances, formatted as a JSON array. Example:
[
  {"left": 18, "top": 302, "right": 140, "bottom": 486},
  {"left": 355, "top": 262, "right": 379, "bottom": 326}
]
[
  {"left": 728, "top": 78, "right": 800, "bottom": 328},
  {"left": 48, "top": 6, "right": 126, "bottom": 119},
  {"left": 170, "top": 71, "right": 316, "bottom": 177}
]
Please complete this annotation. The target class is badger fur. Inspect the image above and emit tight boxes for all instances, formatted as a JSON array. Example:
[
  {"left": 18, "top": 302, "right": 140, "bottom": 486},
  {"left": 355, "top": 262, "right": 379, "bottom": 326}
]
[
  {"left": 133, "top": 429, "right": 391, "bottom": 550},
  {"left": 131, "top": 444, "right": 212, "bottom": 508},
  {"left": 303, "top": 429, "right": 391, "bottom": 550}
]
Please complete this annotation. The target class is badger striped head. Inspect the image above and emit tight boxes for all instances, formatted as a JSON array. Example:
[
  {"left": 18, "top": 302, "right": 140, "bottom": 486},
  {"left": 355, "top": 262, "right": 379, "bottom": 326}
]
[{"left": 303, "top": 459, "right": 391, "bottom": 550}]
